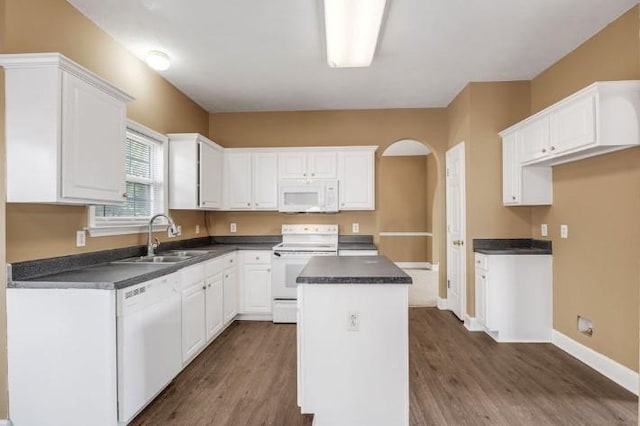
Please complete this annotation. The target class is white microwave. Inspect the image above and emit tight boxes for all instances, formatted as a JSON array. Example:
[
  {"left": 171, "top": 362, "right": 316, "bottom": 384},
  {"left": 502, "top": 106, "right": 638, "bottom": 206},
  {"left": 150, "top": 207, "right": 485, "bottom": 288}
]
[{"left": 278, "top": 180, "right": 339, "bottom": 213}]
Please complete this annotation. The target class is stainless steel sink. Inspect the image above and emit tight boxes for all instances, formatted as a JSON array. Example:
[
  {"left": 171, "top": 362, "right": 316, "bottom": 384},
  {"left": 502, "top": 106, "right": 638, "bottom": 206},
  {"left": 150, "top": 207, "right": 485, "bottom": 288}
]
[
  {"left": 113, "top": 255, "right": 191, "bottom": 264},
  {"left": 163, "top": 250, "right": 211, "bottom": 257}
]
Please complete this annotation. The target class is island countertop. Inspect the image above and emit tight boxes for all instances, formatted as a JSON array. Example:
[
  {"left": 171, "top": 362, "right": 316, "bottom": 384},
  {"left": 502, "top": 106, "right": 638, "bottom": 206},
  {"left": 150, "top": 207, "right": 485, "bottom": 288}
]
[{"left": 296, "top": 255, "right": 412, "bottom": 284}]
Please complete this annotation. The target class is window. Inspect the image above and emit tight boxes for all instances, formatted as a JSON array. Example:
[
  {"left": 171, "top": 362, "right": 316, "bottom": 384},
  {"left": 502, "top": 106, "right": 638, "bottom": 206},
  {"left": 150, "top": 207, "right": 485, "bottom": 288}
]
[{"left": 88, "top": 120, "right": 168, "bottom": 236}]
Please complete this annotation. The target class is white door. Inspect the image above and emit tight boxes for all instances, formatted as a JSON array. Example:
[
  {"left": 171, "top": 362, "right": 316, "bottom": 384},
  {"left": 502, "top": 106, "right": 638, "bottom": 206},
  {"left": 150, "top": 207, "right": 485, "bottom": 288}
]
[
  {"left": 278, "top": 152, "right": 307, "bottom": 179},
  {"left": 226, "top": 152, "right": 253, "bottom": 209},
  {"left": 223, "top": 268, "right": 238, "bottom": 324},
  {"left": 60, "top": 72, "right": 127, "bottom": 204},
  {"left": 446, "top": 142, "right": 466, "bottom": 320},
  {"left": 243, "top": 264, "right": 272, "bottom": 314},
  {"left": 549, "top": 94, "right": 596, "bottom": 154},
  {"left": 337, "top": 150, "right": 375, "bottom": 210},
  {"left": 199, "top": 141, "right": 222, "bottom": 209},
  {"left": 308, "top": 152, "right": 337, "bottom": 179},
  {"left": 205, "top": 273, "right": 224, "bottom": 342},
  {"left": 518, "top": 119, "right": 550, "bottom": 163},
  {"left": 252, "top": 152, "right": 278, "bottom": 209},
  {"left": 181, "top": 282, "right": 206, "bottom": 363}
]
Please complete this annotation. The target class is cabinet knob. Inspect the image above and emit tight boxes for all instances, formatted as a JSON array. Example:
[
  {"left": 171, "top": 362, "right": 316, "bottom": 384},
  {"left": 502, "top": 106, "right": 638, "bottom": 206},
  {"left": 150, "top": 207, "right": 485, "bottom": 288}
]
[
  {"left": 303, "top": 173, "right": 307, "bottom": 177},
  {"left": 122, "top": 193, "right": 128, "bottom": 198},
  {"left": 311, "top": 173, "right": 315, "bottom": 176},
  {"left": 477, "top": 260, "right": 481, "bottom": 264},
  {"left": 542, "top": 148, "right": 547, "bottom": 153},
  {"left": 512, "top": 196, "right": 516, "bottom": 200},
  {"left": 247, "top": 202, "right": 251, "bottom": 206},
  {"left": 481, "top": 275, "right": 486, "bottom": 279},
  {"left": 202, "top": 285, "right": 207, "bottom": 290},
  {"left": 550, "top": 146, "right": 556, "bottom": 151},
  {"left": 230, "top": 259, "right": 233, "bottom": 263},
  {"left": 256, "top": 256, "right": 260, "bottom": 260},
  {"left": 255, "top": 203, "right": 259, "bottom": 206},
  {"left": 208, "top": 284, "right": 212, "bottom": 288},
  {"left": 267, "top": 268, "right": 271, "bottom": 272}
]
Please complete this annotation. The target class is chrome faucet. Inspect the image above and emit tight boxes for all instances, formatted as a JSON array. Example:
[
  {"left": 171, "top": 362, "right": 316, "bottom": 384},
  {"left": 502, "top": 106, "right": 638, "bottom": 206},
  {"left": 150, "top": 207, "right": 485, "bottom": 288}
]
[{"left": 147, "top": 214, "right": 178, "bottom": 256}]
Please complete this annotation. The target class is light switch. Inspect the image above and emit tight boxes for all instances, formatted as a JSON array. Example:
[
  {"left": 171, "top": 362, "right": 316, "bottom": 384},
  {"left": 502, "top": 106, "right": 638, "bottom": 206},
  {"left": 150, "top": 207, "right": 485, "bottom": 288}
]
[
  {"left": 560, "top": 224, "right": 568, "bottom": 239},
  {"left": 347, "top": 311, "right": 360, "bottom": 332},
  {"left": 195, "top": 224, "right": 200, "bottom": 234},
  {"left": 541, "top": 224, "right": 548, "bottom": 237}
]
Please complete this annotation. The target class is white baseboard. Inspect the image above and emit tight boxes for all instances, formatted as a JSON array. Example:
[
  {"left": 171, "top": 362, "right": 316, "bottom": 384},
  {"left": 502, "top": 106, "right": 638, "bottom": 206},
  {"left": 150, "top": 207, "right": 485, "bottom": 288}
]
[
  {"left": 235, "top": 313, "right": 273, "bottom": 322},
  {"left": 552, "top": 330, "right": 639, "bottom": 395},
  {"left": 464, "top": 315, "right": 484, "bottom": 331},
  {"left": 395, "top": 262, "right": 432, "bottom": 270},
  {"left": 436, "top": 297, "right": 447, "bottom": 310}
]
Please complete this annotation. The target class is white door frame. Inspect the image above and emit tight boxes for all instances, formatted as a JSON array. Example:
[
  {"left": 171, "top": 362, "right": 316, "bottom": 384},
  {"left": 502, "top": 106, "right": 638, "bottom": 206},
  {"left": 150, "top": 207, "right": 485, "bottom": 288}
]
[{"left": 445, "top": 142, "right": 467, "bottom": 320}]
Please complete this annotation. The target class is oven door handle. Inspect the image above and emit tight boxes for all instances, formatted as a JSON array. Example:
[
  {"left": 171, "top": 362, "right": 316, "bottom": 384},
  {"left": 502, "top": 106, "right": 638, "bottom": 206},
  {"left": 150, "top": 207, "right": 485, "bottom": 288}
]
[{"left": 273, "top": 252, "right": 281, "bottom": 257}]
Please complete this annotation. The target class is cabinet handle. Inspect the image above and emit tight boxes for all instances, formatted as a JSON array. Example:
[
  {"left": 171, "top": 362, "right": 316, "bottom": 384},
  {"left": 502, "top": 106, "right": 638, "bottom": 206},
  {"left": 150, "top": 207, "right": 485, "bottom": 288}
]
[{"left": 550, "top": 146, "right": 556, "bottom": 151}]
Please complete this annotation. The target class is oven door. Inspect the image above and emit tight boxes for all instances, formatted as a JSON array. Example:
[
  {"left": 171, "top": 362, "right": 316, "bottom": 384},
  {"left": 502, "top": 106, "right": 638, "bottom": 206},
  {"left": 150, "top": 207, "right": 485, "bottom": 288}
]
[{"left": 271, "top": 253, "right": 313, "bottom": 299}]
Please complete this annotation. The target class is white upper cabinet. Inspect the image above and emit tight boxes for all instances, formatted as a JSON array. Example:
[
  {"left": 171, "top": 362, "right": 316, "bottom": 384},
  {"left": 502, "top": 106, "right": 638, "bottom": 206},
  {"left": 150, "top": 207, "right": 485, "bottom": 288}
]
[
  {"left": 168, "top": 133, "right": 224, "bottom": 210},
  {"left": 337, "top": 148, "right": 376, "bottom": 210},
  {"left": 500, "top": 81, "right": 640, "bottom": 206},
  {"left": 278, "top": 151, "right": 337, "bottom": 180},
  {"left": 0, "top": 53, "right": 133, "bottom": 205},
  {"left": 223, "top": 151, "right": 278, "bottom": 210}
]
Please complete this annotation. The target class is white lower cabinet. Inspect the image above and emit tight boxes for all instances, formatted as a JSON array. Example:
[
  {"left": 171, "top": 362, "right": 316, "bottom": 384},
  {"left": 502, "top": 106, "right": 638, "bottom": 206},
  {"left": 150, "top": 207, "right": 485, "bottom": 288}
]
[
  {"left": 474, "top": 253, "right": 552, "bottom": 342},
  {"left": 181, "top": 264, "right": 207, "bottom": 364},
  {"left": 223, "top": 253, "right": 239, "bottom": 324},
  {"left": 205, "top": 272, "right": 224, "bottom": 341},
  {"left": 239, "top": 251, "right": 272, "bottom": 316}
]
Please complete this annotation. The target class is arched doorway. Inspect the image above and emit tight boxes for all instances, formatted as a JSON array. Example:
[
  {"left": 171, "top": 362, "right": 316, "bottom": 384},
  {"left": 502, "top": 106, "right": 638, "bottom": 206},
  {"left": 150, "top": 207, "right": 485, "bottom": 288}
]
[{"left": 378, "top": 138, "right": 443, "bottom": 307}]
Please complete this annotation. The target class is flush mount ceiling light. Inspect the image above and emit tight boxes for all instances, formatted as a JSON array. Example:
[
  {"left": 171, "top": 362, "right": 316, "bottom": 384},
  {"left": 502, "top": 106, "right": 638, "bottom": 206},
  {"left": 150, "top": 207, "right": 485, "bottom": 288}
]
[
  {"left": 323, "top": 0, "right": 387, "bottom": 68},
  {"left": 145, "top": 50, "right": 171, "bottom": 71}
]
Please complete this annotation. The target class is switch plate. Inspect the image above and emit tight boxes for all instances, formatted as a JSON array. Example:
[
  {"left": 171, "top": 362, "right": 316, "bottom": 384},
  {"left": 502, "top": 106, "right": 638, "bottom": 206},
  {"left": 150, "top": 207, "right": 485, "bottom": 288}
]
[
  {"left": 195, "top": 224, "right": 200, "bottom": 234},
  {"left": 560, "top": 224, "right": 568, "bottom": 239},
  {"left": 352, "top": 223, "right": 359, "bottom": 233},
  {"left": 76, "top": 230, "right": 86, "bottom": 248},
  {"left": 347, "top": 311, "right": 360, "bottom": 332},
  {"left": 230, "top": 223, "right": 237, "bottom": 233},
  {"left": 541, "top": 224, "right": 548, "bottom": 237}
]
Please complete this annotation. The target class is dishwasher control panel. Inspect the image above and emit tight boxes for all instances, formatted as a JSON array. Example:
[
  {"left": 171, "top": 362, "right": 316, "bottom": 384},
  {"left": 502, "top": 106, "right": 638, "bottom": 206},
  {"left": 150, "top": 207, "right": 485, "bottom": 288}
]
[{"left": 116, "top": 272, "right": 179, "bottom": 317}]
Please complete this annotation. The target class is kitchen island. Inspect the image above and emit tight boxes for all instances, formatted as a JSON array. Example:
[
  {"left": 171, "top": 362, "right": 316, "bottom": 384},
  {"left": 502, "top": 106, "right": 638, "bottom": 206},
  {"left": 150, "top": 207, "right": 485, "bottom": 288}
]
[{"left": 296, "top": 256, "right": 412, "bottom": 426}]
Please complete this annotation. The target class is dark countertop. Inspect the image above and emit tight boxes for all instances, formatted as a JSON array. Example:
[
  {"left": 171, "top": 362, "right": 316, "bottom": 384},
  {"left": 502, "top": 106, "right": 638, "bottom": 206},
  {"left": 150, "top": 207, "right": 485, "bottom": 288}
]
[
  {"left": 296, "top": 255, "right": 412, "bottom": 285},
  {"left": 337, "top": 235, "right": 377, "bottom": 251},
  {"left": 473, "top": 238, "right": 552, "bottom": 255},
  {"left": 338, "top": 243, "right": 378, "bottom": 251},
  {"left": 9, "top": 237, "right": 280, "bottom": 290}
]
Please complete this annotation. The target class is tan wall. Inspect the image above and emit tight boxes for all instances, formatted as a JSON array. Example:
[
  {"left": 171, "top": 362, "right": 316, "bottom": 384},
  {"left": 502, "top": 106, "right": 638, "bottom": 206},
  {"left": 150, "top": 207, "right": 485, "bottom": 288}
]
[
  {"left": 3, "top": 0, "right": 211, "bottom": 263},
  {"left": 465, "top": 82, "right": 533, "bottom": 315},
  {"left": 209, "top": 109, "right": 448, "bottom": 264},
  {"left": 530, "top": 5, "right": 640, "bottom": 371}
]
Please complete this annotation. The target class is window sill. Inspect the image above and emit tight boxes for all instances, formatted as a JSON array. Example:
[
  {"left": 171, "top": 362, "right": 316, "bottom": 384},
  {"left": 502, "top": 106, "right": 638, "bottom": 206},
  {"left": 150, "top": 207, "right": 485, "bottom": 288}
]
[{"left": 87, "top": 224, "right": 168, "bottom": 237}]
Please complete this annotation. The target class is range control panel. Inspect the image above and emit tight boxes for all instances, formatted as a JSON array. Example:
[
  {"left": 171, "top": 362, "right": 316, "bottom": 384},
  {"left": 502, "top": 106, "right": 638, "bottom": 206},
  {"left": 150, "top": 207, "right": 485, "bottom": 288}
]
[{"left": 281, "top": 224, "right": 338, "bottom": 235}]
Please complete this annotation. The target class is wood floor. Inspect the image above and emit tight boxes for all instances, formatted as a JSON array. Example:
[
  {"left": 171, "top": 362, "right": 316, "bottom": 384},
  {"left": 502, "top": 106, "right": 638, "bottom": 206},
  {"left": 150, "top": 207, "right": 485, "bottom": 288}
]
[{"left": 131, "top": 308, "right": 637, "bottom": 425}]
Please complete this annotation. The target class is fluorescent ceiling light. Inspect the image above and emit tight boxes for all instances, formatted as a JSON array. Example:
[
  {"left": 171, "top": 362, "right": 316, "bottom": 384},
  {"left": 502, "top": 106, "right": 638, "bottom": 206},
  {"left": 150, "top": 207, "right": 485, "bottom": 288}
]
[
  {"left": 324, "top": 0, "right": 387, "bottom": 68},
  {"left": 146, "top": 50, "right": 171, "bottom": 71}
]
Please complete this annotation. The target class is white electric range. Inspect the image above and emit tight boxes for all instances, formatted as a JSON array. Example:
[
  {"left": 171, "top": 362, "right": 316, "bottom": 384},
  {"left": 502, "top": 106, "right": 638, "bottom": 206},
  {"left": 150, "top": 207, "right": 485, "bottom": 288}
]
[{"left": 271, "top": 224, "right": 338, "bottom": 323}]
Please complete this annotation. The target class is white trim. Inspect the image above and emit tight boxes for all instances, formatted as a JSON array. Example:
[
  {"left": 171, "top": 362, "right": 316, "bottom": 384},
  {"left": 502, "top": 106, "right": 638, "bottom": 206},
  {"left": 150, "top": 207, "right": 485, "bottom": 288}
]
[
  {"left": 0, "top": 420, "right": 13, "bottom": 426},
  {"left": 436, "top": 297, "right": 448, "bottom": 310},
  {"left": 430, "top": 263, "right": 439, "bottom": 271},
  {"left": 87, "top": 223, "right": 168, "bottom": 237},
  {"left": 464, "top": 315, "right": 484, "bottom": 331},
  {"left": 127, "top": 119, "right": 168, "bottom": 144},
  {"left": 236, "top": 313, "right": 273, "bottom": 322},
  {"left": 224, "top": 145, "right": 379, "bottom": 153},
  {"left": 395, "top": 262, "right": 431, "bottom": 270},
  {"left": 552, "top": 330, "right": 639, "bottom": 395},
  {"left": 379, "top": 232, "right": 433, "bottom": 237}
]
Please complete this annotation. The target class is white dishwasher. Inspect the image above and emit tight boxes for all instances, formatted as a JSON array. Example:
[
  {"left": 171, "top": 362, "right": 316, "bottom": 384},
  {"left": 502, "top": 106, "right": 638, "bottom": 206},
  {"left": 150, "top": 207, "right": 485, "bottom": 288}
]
[{"left": 117, "top": 272, "right": 182, "bottom": 424}]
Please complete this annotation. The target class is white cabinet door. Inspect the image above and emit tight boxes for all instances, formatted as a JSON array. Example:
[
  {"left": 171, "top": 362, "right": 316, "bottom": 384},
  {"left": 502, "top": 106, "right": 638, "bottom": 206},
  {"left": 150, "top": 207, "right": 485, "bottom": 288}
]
[
  {"left": 278, "top": 152, "right": 307, "bottom": 179},
  {"left": 223, "top": 268, "right": 238, "bottom": 324},
  {"left": 181, "top": 282, "right": 206, "bottom": 364},
  {"left": 308, "top": 152, "right": 337, "bottom": 179},
  {"left": 243, "top": 265, "right": 272, "bottom": 314},
  {"left": 205, "top": 273, "right": 224, "bottom": 342},
  {"left": 199, "top": 141, "right": 222, "bottom": 209},
  {"left": 518, "top": 119, "right": 550, "bottom": 164},
  {"left": 475, "top": 269, "right": 487, "bottom": 328},
  {"left": 60, "top": 72, "right": 126, "bottom": 204},
  {"left": 550, "top": 94, "right": 596, "bottom": 154},
  {"left": 337, "top": 150, "right": 375, "bottom": 210},
  {"left": 253, "top": 152, "right": 278, "bottom": 210},
  {"left": 226, "top": 152, "right": 253, "bottom": 209},
  {"left": 502, "top": 134, "right": 520, "bottom": 205}
]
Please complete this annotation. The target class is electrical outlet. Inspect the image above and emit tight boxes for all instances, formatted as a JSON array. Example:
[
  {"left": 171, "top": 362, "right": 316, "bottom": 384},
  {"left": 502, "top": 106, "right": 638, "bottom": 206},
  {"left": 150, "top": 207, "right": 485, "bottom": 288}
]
[
  {"left": 76, "top": 230, "right": 86, "bottom": 247},
  {"left": 560, "top": 224, "right": 568, "bottom": 239},
  {"left": 541, "top": 224, "right": 548, "bottom": 237},
  {"left": 195, "top": 224, "right": 200, "bottom": 234},
  {"left": 352, "top": 223, "right": 360, "bottom": 233},
  {"left": 347, "top": 311, "right": 360, "bottom": 332},
  {"left": 230, "top": 223, "right": 237, "bottom": 233}
]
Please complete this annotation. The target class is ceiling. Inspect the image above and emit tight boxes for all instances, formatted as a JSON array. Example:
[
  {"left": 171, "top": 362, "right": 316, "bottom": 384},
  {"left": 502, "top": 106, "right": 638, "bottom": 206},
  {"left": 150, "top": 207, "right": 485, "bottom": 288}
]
[{"left": 67, "top": 0, "right": 638, "bottom": 112}]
